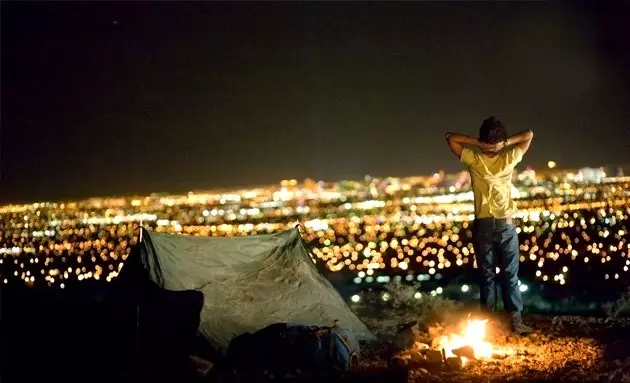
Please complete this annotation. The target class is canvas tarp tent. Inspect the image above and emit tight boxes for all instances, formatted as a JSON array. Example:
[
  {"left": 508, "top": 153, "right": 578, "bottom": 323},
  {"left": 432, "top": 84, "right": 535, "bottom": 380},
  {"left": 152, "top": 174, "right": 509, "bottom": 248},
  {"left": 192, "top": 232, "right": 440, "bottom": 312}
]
[{"left": 138, "top": 227, "right": 375, "bottom": 352}]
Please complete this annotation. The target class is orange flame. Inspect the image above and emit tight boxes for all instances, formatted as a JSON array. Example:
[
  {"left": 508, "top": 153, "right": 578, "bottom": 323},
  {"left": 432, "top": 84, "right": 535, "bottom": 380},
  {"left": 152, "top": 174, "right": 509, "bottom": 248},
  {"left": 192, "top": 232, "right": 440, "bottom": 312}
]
[{"left": 433, "top": 318, "right": 495, "bottom": 364}]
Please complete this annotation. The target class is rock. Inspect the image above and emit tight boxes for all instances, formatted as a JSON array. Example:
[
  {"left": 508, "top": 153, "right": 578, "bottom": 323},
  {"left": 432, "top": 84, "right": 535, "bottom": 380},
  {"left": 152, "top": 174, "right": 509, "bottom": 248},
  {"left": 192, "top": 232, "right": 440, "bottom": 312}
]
[
  {"left": 446, "top": 356, "right": 463, "bottom": 370},
  {"left": 426, "top": 350, "right": 443, "bottom": 364},
  {"left": 284, "top": 371, "right": 301, "bottom": 379},
  {"left": 452, "top": 345, "right": 476, "bottom": 360},
  {"left": 413, "top": 342, "right": 430, "bottom": 351},
  {"left": 411, "top": 351, "right": 426, "bottom": 364},
  {"left": 398, "top": 321, "right": 418, "bottom": 330},
  {"left": 189, "top": 355, "right": 214, "bottom": 377},
  {"left": 395, "top": 323, "right": 417, "bottom": 350},
  {"left": 399, "top": 352, "right": 412, "bottom": 360},
  {"left": 391, "top": 356, "right": 409, "bottom": 369}
]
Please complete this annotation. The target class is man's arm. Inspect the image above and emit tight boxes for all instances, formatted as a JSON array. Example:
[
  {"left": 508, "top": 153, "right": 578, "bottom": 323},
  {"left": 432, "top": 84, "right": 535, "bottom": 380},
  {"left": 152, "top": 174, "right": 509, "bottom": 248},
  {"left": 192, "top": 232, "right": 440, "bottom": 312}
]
[
  {"left": 503, "top": 129, "right": 534, "bottom": 155},
  {"left": 445, "top": 132, "right": 482, "bottom": 159}
]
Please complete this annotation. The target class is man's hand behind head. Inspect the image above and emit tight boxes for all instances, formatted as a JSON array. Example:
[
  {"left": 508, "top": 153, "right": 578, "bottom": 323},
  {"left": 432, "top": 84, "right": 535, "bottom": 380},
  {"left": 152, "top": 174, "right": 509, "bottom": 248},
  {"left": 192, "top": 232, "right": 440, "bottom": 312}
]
[{"left": 480, "top": 141, "right": 505, "bottom": 154}]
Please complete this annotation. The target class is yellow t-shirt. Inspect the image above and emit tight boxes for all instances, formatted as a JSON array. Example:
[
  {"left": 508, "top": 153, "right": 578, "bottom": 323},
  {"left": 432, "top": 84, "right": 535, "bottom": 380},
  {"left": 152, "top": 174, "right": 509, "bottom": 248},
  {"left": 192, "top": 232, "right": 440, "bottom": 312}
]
[{"left": 460, "top": 147, "right": 523, "bottom": 219}]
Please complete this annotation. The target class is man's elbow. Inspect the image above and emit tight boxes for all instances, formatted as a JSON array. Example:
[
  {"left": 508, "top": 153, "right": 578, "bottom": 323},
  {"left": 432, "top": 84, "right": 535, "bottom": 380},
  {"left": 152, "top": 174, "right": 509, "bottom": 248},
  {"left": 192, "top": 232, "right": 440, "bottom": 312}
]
[
  {"left": 445, "top": 132, "right": 453, "bottom": 142},
  {"left": 525, "top": 130, "right": 534, "bottom": 140}
]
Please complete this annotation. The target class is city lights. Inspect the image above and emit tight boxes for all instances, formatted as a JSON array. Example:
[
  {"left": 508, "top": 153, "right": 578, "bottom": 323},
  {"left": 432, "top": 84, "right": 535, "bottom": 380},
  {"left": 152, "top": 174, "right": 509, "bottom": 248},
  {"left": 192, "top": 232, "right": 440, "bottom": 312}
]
[{"left": 0, "top": 171, "right": 628, "bottom": 298}]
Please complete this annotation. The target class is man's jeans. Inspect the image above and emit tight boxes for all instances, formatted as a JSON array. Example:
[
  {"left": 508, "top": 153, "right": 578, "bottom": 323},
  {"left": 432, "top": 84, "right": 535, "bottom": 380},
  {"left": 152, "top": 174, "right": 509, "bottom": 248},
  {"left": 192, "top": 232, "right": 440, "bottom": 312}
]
[{"left": 472, "top": 218, "right": 524, "bottom": 315}]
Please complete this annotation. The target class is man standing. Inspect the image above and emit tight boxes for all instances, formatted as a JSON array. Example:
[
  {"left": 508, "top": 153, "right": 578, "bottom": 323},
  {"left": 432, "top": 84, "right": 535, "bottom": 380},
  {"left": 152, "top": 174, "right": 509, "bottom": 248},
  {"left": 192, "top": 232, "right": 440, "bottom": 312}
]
[{"left": 445, "top": 116, "right": 533, "bottom": 335}]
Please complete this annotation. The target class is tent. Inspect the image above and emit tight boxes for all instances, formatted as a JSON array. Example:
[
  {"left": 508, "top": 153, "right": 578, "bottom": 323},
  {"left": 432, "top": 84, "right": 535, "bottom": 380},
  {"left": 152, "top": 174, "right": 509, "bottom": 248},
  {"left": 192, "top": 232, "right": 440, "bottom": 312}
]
[
  {"left": 137, "top": 227, "right": 376, "bottom": 353},
  {"left": 1, "top": 227, "right": 374, "bottom": 381}
]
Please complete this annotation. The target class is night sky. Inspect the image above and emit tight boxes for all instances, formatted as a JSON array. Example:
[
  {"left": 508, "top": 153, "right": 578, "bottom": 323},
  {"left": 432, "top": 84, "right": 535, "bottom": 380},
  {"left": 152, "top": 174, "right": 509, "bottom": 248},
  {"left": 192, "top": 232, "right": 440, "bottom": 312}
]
[{"left": 2, "top": 2, "right": 630, "bottom": 204}]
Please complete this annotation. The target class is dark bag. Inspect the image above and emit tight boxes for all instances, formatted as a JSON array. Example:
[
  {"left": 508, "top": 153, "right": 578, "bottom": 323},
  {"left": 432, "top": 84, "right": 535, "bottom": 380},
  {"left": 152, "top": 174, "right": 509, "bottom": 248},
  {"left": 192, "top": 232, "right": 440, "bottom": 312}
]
[{"left": 225, "top": 321, "right": 360, "bottom": 374}]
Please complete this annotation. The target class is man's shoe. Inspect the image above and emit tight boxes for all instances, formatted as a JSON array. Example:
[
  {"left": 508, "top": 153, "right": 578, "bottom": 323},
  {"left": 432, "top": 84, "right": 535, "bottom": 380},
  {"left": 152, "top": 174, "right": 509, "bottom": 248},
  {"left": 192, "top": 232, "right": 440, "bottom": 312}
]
[{"left": 511, "top": 322, "right": 533, "bottom": 335}]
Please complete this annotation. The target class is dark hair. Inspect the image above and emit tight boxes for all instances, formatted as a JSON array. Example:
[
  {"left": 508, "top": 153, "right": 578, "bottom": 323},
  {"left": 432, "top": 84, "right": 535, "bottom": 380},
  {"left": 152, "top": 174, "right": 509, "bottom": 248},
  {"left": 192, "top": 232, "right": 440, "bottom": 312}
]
[{"left": 479, "top": 116, "right": 508, "bottom": 144}]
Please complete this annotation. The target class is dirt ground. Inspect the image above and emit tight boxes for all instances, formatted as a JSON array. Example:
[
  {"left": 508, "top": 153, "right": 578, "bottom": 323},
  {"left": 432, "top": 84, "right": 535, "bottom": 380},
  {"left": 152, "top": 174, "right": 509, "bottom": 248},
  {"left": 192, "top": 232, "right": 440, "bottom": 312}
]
[
  {"left": 208, "top": 313, "right": 630, "bottom": 383},
  {"left": 356, "top": 314, "right": 630, "bottom": 383}
]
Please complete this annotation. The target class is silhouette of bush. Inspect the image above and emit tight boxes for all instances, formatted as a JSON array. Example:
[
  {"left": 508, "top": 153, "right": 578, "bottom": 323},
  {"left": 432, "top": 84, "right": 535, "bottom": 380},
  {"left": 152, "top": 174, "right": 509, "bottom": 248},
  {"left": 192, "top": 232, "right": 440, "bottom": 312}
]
[
  {"left": 352, "top": 281, "right": 462, "bottom": 335},
  {"left": 603, "top": 288, "right": 630, "bottom": 319}
]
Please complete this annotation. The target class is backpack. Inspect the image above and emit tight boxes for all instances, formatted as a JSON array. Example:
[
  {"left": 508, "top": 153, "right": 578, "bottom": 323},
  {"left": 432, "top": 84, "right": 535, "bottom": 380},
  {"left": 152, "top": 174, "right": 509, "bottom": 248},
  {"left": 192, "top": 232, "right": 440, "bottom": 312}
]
[{"left": 225, "top": 321, "right": 360, "bottom": 374}]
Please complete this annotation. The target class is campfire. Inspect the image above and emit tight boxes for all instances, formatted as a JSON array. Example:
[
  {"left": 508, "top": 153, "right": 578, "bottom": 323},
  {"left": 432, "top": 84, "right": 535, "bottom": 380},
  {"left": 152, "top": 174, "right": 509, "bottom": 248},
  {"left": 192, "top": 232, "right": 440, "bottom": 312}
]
[
  {"left": 393, "top": 315, "right": 514, "bottom": 370},
  {"left": 432, "top": 318, "right": 506, "bottom": 364}
]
